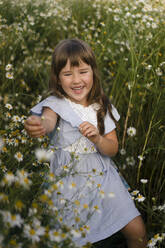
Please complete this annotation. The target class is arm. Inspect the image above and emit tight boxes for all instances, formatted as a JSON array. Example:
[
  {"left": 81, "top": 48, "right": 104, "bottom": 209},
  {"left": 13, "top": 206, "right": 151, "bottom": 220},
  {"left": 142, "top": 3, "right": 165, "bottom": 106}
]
[
  {"left": 24, "top": 107, "right": 57, "bottom": 138},
  {"left": 95, "top": 130, "right": 118, "bottom": 157},
  {"left": 79, "top": 122, "right": 118, "bottom": 157}
]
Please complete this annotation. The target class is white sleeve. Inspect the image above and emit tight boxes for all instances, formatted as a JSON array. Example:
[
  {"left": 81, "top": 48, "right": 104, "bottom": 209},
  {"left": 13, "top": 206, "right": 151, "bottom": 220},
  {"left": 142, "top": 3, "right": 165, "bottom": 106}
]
[{"left": 104, "top": 105, "right": 120, "bottom": 134}]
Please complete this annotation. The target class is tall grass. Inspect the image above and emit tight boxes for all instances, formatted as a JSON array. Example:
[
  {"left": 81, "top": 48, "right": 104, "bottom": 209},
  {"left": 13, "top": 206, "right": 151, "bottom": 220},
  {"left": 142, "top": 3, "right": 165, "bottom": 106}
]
[{"left": 0, "top": 0, "right": 165, "bottom": 247}]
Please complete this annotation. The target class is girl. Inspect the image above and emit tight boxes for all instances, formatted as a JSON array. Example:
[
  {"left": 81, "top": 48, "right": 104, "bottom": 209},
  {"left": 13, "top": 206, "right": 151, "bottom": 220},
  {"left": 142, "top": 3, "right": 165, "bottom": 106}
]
[{"left": 24, "top": 38, "right": 147, "bottom": 248}]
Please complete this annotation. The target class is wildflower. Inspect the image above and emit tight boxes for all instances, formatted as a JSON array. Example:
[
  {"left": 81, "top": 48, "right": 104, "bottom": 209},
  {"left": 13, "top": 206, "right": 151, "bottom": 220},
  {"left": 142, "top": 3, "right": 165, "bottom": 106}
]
[
  {"left": 146, "top": 82, "right": 153, "bottom": 89},
  {"left": 83, "top": 204, "right": 89, "bottom": 209},
  {"left": 14, "top": 152, "right": 23, "bottom": 162},
  {"left": 59, "top": 198, "right": 66, "bottom": 205},
  {"left": 21, "top": 136, "right": 27, "bottom": 144},
  {"left": 99, "top": 190, "right": 105, "bottom": 198},
  {"left": 155, "top": 68, "right": 163, "bottom": 76},
  {"left": 145, "top": 64, "right": 152, "bottom": 70},
  {"left": 63, "top": 165, "right": 69, "bottom": 172},
  {"left": 5, "top": 112, "right": 11, "bottom": 118},
  {"left": 147, "top": 238, "right": 156, "bottom": 247},
  {"left": 69, "top": 182, "right": 76, "bottom": 189},
  {"left": 1, "top": 211, "right": 23, "bottom": 228},
  {"left": 7, "top": 213, "right": 23, "bottom": 228},
  {"left": 108, "top": 192, "right": 115, "bottom": 198},
  {"left": 35, "top": 148, "right": 53, "bottom": 162},
  {"left": 24, "top": 224, "right": 45, "bottom": 243},
  {"left": 1, "top": 172, "right": 15, "bottom": 186},
  {"left": 120, "top": 148, "right": 126, "bottom": 155},
  {"left": 93, "top": 205, "right": 101, "bottom": 213},
  {"left": 5, "top": 64, "right": 12, "bottom": 71},
  {"left": 57, "top": 180, "right": 64, "bottom": 189},
  {"left": 49, "top": 230, "right": 62, "bottom": 242},
  {"left": 140, "top": 179, "right": 148, "bottom": 184},
  {"left": 12, "top": 115, "right": 21, "bottom": 122},
  {"left": 83, "top": 225, "right": 90, "bottom": 233},
  {"left": 48, "top": 172, "right": 55, "bottom": 181},
  {"left": 5, "top": 103, "right": 13, "bottom": 110},
  {"left": 6, "top": 72, "right": 14, "bottom": 79},
  {"left": 75, "top": 216, "right": 80, "bottom": 222},
  {"left": 74, "top": 200, "right": 80, "bottom": 206},
  {"left": 0, "top": 193, "right": 8, "bottom": 202},
  {"left": 2, "top": 146, "right": 7, "bottom": 153},
  {"left": 138, "top": 155, "right": 145, "bottom": 161},
  {"left": 70, "top": 229, "right": 81, "bottom": 238},
  {"left": 154, "top": 234, "right": 163, "bottom": 241},
  {"left": 136, "top": 194, "right": 145, "bottom": 202},
  {"left": 16, "top": 169, "right": 32, "bottom": 188},
  {"left": 131, "top": 190, "right": 139, "bottom": 196},
  {"left": 13, "top": 139, "right": 19, "bottom": 146},
  {"left": 15, "top": 200, "right": 24, "bottom": 211},
  {"left": 127, "top": 127, "right": 136, "bottom": 137},
  {"left": 126, "top": 156, "right": 135, "bottom": 166}
]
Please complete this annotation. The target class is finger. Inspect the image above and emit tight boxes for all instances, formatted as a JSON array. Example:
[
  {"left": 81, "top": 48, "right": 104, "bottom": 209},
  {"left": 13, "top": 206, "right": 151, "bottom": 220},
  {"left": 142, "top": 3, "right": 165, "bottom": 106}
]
[
  {"left": 82, "top": 127, "right": 95, "bottom": 137},
  {"left": 26, "top": 116, "right": 41, "bottom": 125},
  {"left": 79, "top": 121, "right": 91, "bottom": 129},
  {"left": 80, "top": 123, "right": 93, "bottom": 132},
  {"left": 86, "top": 130, "right": 97, "bottom": 137},
  {"left": 28, "top": 130, "right": 46, "bottom": 137}
]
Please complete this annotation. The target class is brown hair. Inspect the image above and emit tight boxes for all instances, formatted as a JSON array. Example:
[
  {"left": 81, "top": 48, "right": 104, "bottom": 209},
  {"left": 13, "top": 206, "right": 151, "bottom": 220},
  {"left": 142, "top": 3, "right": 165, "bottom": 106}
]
[{"left": 49, "top": 38, "right": 118, "bottom": 135}]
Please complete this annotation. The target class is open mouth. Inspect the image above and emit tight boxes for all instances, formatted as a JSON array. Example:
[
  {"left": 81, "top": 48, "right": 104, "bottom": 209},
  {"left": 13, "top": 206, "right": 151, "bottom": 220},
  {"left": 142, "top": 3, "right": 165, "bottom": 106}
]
[{"left": 71, "top": 86, "right": 84, "bottom": 93}]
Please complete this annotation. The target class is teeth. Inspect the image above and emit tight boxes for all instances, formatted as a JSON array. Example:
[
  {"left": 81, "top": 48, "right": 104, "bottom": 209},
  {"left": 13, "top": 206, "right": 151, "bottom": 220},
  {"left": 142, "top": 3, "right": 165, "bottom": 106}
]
[{"left": 72, "top": 87, "right": 82, "bottom": 90}]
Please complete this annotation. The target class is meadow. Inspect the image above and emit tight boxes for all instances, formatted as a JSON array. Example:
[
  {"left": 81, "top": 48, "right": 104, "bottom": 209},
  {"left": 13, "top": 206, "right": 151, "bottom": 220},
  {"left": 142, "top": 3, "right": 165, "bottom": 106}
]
[{"left": 0, "top": 0, "right": 165, "bottom": 247}]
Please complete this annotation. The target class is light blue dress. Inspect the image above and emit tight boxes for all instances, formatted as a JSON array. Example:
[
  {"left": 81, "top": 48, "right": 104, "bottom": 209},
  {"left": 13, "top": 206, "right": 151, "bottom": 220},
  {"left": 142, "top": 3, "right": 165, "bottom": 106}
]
[{"left": 31, "top": 96, "right": 140, "bottom": 247}]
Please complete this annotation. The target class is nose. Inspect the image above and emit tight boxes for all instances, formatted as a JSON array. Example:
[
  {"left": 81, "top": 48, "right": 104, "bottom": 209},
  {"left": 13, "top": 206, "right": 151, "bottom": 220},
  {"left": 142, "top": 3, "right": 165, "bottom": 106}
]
[{"left": 72, "top": 72, "right": 81, "bottom": 84}]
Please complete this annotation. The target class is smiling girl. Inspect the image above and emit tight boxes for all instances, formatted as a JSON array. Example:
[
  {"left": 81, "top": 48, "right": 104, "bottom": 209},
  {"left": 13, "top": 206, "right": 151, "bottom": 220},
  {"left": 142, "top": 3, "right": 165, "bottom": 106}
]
[{"left": 24, "top": 38, "right": 147, "bottom": 248}]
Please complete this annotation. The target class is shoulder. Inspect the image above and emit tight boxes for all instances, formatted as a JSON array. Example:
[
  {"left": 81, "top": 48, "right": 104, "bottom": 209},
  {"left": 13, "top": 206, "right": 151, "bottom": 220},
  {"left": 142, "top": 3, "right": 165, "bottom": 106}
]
[{"left": 31, "top": 96, "right": 83, "bottom": 128}]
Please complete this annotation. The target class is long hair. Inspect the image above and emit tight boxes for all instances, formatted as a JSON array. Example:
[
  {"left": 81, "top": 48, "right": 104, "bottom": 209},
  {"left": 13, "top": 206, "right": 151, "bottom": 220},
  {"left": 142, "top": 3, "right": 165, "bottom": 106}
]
[{"left": 49, "top": 38, "right": 118, "bottom": 134}]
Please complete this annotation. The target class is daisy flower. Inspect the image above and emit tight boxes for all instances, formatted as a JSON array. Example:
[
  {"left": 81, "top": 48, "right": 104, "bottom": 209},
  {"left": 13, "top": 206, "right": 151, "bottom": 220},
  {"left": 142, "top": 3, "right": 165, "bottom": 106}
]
[
  {"left": 12, "top": 115, "right": 21, "bottom": 122},
  {"left": 1, "top": 172, "right": 15, "bottom": 186},
  {"left": 14, "top": 152, "right": 23, "bottom": 162},
  {"left": 6, "top": 72, "right": 14, "bottom": 79},
  {"left": 127, "top": 127, "right": 136, "bottom": 137},
  {"left": 136, "top": 194, "right": 145, "bottom": 202},
  {"left": 138, "top": 155, "right": 145, "bottom": 161},
  {"left": 16, "top": 169, "right": 32, "bottom": 189},
  {"left": 35, "top": 148, "right": 53, "bottom": 162},
  {"left": 140, "top": 179, "right": 148, "bottom": 184},
  {"left": 69, "top": 182, "right": 76, "bottom": 189},
  {"left": 93, "top": 205, "right": 101, "bottom": 213},
  {"left": 131, "top": 190, "right": 139, "bottom": 196},
  {"left": 126, "top": 156, "right": 135, "bottom": 166},
  {"left": 5, "top": 64, "right": 13, "bottom": 71},
  {"left": 120, "top": 148, "right": 126, "bottom": 155},
  {"left": 24, "top": 224, "right": 45, "bottom": 243},
  {"left": 49, "top": 230, "right": 62, "bottom": 242},
  {"left": 5, "top": 103, "right": 13, "bottom": 110},
  {"left": 7, "top": 213, "right": 24, "bottom": 228},
  {"left": 108, "top": 192, "right": 115, "bottom": 198},
  {"left": 99, "top": 190, "right": 105, "bottom": 198},
  {"left": 70, "top": 229, "right": 81, "bottom": 238}
]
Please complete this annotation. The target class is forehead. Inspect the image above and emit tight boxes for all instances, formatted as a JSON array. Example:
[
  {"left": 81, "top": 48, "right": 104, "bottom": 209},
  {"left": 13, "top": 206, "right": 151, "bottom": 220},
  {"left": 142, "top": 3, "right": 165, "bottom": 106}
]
[{"left": 62, "top": 59, "right": 90, "bottom": 70}]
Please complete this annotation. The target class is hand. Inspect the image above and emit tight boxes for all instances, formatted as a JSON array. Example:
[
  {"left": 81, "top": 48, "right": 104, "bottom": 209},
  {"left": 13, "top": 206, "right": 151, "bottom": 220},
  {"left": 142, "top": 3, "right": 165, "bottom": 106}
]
[
  {"left": 24, "top": 115, "right": 46, "bottom": 138},
  {"left": 79, "top": 121, "right": 101, "bottom": 144}
]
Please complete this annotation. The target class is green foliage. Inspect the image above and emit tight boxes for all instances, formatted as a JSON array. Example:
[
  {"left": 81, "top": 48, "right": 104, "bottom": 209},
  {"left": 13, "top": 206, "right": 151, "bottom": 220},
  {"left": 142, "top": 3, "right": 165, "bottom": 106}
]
[{"left": 0, "top": 0, "right": 165, "bottom": 247}]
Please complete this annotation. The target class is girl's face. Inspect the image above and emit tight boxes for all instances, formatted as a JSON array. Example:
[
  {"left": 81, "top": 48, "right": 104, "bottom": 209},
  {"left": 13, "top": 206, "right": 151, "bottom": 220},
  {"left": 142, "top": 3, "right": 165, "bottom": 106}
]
[{"left": 59, "top": 59, "right": 93, "bottom": 106}]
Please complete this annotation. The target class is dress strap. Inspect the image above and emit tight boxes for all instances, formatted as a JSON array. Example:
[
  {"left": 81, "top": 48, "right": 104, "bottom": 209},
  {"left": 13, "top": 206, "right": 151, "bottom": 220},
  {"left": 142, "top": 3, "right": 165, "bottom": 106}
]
[{"left": 30, "top": 96, "right": 83, "bottom": 128}]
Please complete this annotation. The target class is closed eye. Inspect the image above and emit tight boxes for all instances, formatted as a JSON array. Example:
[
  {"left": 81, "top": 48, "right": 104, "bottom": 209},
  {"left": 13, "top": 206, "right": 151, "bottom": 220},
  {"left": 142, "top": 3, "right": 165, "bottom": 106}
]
[
  {"left": 80, "top": 71, "right": 88, "bottom": 74},
  {"left": 63, "top": 73, "right": 72, "bottom": 76}
]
